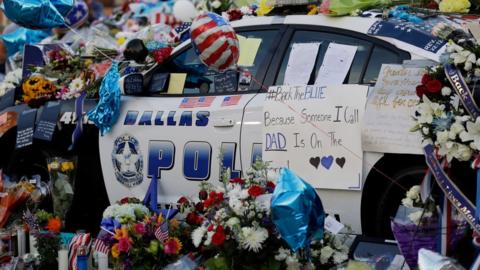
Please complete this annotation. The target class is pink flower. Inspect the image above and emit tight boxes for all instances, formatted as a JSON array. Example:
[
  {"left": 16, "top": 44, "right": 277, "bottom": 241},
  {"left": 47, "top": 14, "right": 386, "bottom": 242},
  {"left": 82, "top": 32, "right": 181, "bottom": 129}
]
[
  {"left": 134, "top": 223, "right": 146, "bottom": 235},
  {"left": 117, "top": 237, "right": 132, "bottom": 253},
  {"left": 319, "top": 0, "right": 331, "bottom": 14}
]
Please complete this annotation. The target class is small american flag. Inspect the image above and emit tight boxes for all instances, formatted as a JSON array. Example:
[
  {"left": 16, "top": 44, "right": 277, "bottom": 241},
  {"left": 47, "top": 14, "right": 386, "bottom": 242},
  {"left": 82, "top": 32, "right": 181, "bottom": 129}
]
[
  {"left": 196, "top": 97, "right": 215, "bottom": 107},
  {"left": 93, "top": 238, "right": 110, "bottom": 255},
  {"left": 179, "top": 97, "right": 196, "bottom": 108},
  {"left": 155, "top": 222, "right": 169, "bottom": 242},
  {"left": 169, "top": 22, "right": 192, "bottom": 44},
  {"left": 221, "top": 95, "right": 241, "bottom": 107}
]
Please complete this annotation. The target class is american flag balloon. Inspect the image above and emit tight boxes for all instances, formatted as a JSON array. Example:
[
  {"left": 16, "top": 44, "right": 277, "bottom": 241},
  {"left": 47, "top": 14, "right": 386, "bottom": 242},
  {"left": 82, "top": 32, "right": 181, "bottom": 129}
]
[{"left": 190, "top": 12, "right": 239, "bottom": 71}]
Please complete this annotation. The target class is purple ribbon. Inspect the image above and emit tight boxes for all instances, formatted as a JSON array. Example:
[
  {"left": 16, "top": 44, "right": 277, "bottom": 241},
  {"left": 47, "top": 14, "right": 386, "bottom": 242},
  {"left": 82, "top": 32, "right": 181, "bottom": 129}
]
[
  {"left": 68, "top": 91, "right": 86, "bottom": 151},
  {"left": 424, "top": 144, "right": 480, "bottom": 232},
  {"left": 444, "top": 64, "right": 480, "bottom": 119}
]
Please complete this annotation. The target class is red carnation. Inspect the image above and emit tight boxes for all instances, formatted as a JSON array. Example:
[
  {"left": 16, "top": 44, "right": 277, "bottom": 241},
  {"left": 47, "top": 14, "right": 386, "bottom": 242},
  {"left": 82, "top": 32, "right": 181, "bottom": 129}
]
[
  {"left": 120, "top": 197, "right": 129, "bottom": 204},
  {"left": 211, "top": 226, "right": 225, "bottom": 246},
  {"left": 416, "top": 85, "right": 427, "bottom": 97},
  {"left": 216, "top": 192, "right": 224, "bottom": 202},
  {"left": 248, "top": 185, "right": 264, "bottom": 197},
  {"left": 230, "top": 177, "right": 245, "bottom": 185},
  {"left": 425, "top": 79, "right": 442, "bottom": 93},
  {"left": 177, "top": 196, "right": 189, "bottom": 205},
  {"left": 421, "top": 74, "right": 432, "bottom": 85},
  {"left": 208, "top": 224, "right": 214, "bottom": 232},
  {"left": 186, "top": 212, "right": 202, "bottom": 225},
  {"left": 226, "top": 9, "right": 243, "bottom": 21},
  {"left": 152, "top": 47, "right": 173, "bottom": 65}
]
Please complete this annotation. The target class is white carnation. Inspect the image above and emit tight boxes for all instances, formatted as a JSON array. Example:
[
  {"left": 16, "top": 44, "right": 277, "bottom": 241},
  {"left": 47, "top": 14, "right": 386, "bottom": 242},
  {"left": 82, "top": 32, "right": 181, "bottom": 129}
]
[
  {"left": 192, "top": 226, "right": 207, "bottom": 247},
  {"left": 401, "top": 197, "right": 414, "bottom": 208},
  {"left": 320, "top": 246, "right": 335, "bottom": 264},
  {"left": 333, "top": 251, "right": 348, "bottom": 264},
  {"left": 441, "top": 87, "right": 451, "bottom": 96}
]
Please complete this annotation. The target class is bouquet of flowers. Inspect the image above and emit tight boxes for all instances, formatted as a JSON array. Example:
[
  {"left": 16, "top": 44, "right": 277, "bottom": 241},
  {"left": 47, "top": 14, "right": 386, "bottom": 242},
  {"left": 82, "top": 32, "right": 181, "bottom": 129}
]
[
  {"left": 412, "top": 27, "right": 480, "bottom": 164},
  {"left": 23, "top": 210, "right": 62, "bottom": 270},
  {"left": 0, "top": 176, "right": 36, "bottom": 228},
  {"left": 391, "top": 185, "right": 467, "bottom": 267},
  {"left": 98, "top": 198, "right": 187, "bottom": 270},
  {"left": 178, "top": 161, "right": 286, "bottom": 270},
  {"left": 47, "top": 157, "right": 76, "bottom": 223}
]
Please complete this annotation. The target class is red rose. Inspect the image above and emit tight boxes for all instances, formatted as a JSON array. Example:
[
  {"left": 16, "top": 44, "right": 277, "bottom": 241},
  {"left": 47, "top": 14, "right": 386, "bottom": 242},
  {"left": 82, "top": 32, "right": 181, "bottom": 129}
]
[
  {"left": 230, "top": 177, "right": 245, "bottom": 185},
  {"left": 195, "top": 202, "right": 204, "bottom": 212},
  {"left": 226, "top": 9, "right": 243, "bottom": 21},
  {"left": 212, "top": 226, "right": 225, "bottom": 246},
  {"left": 216, "top": 192, "right": 224, "bottom": 202},
  {"left": 203, "top": 198, "right": 214, "bottom": 208},
  {"left": 199, "top": 190, "right": 208, "bottom": 200},
  {"left": 120, "top": 197, "right": 129, "bottom": 204},
  {"left": 425, "top": 79, "right": 442, "bottom": 93},
  {"left": 208, "top": 224, "right": 214, "bottom": 232},
  {"left": 416, "top": 85, "right": 427, "bottom": 97},
  {"left": 177, "top": 196, "right": 189, "bottom": 205},
  {"left": 248, "top": 185, "right": 264, "bottom": 197},
  {"left": 421, "top": 74, "right": 432, "bottom": 85}
]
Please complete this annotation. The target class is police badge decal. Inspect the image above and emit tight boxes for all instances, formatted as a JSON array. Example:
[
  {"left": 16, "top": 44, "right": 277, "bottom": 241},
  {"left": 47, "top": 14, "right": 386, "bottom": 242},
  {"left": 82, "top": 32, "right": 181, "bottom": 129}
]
[{"left": 112, "top": 135, "right": 144, "bottom": 187}]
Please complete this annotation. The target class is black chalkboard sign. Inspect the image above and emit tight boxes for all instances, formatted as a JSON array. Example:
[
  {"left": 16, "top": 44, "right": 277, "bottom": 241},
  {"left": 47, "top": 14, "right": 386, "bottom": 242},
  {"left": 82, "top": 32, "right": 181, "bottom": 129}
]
[
  {"left": 124, "top": 73, "right": 144, "bottom": 95},
  {"left": 33, "top": 101, "right": 61, "bottom": 141},
  {"left": 149, "top": 73, "right": 169, "bottom": 94},
  {"left": 214, "top": 70, "right": 237, "bottom": 93},
  {"left": 16, "top": 109, "right": 37, "bottom": 149}
]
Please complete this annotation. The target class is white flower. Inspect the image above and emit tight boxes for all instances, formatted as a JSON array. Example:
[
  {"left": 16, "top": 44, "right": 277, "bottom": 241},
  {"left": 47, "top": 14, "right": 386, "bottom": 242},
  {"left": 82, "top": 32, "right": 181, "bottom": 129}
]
[
  {"left": 204, "top": 231, "right": 214, "bottom": 246},
  {"left": 436, "top": 130, "right": 450, "bottom": 144},
  {"left": 406, "top": 185, "right": 421, "bottom": 202},
  {"left": 239, "top": 227, "right": 268, "bottom": 252},
  {"left": 332, "top": 251, "right": 348, "bottom": 264},
  {"left": 401, "top": 197, "right": 414, "bottom": 208},
  {"left": 240, "top": 6, "right": 252, "bottom": 15},
  {"left": 475, "top": 68, "right": 480, "bottom": 77},
  {"left": 211, "top": 0, "right": 221, "bottom": 8},
  {"left": 468, "top": 53, "right": 477, "bottom": 63},
  {"left": 275, "top": 247, "right": 290, "bottom": 261},
  {"left": 460, "top": 117, "right": 480, "bottom": 149},
  {"left": 416, "top": 96, "right": 445, "bottom": 124},
  {"left": 320, "top": 246, "right": 335, "bottom": 264},
  {"left": 68, "top": 77, "right": 85, "bottom": 94},
  {"left": 449, "top": 121, "right": 465, "bottom": 139},
  {"left": 441, "top": 86, "right": 452, "bottom": 96},
  {"left": 465, "top": 61, "right": 473, "bottom": 71},
  {"left": 456, "top": 143, "right": 473, "bottom": 161},
  {"left": 192, "top": 226, "right": 207, "bottom": 247},
  {"left": 226, "top": 217, "right": 240, "bottom": 228},
  {"left": 408, "top": 210, "right": 433, "bottom": 224}
]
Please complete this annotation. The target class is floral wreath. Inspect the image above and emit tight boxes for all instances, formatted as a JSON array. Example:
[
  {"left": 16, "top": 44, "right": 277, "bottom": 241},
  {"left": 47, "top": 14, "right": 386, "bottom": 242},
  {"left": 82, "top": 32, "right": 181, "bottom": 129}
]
[{"left": 413, "top": 23, "right": 480, "bottom": 165}]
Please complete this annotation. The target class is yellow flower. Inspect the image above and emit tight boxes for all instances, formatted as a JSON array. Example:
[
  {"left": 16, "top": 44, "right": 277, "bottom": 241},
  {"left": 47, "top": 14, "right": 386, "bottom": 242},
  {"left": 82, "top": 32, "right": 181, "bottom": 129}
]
[
  {"left": 60, "top": 161, "right": 74, "bottom": 172},
  {"left": 117, "top": 37, "right": 126, "bottom": 46},
  {"left": 169, "top": 219, "right": 180, "bottom": 230},
  {"left": 256, "top": 0, "right": 274, "bottom": 16},
  {"left": 439, "top": 0, "right": 470, "bottom": 13},
  {"left": 307, "top": 5, "right": 318, "bottom": 15},
  {"left": 111, "top": 243, "right": 120, "bottom": 258}
]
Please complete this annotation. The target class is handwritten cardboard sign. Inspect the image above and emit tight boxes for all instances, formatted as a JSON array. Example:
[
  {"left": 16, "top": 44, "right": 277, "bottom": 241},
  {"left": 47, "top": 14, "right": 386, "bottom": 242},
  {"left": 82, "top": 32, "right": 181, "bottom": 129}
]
[
  {"left": 362, "top": 64, "right": 424, "bottom": 154},
  {"left": 263, "top": 85, "right": 368, "bottom": 190}
]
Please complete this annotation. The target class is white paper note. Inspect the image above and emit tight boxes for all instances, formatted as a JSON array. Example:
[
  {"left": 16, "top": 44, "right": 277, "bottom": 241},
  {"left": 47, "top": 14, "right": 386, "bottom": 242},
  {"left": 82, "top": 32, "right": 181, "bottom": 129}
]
[
  {"left": 324, "top": 215, "right": 345, "bottom": 235},
  {"left": 315, "top": 43, "right": 357, "bottom": 86},
  {"left": 283, "top": 42, "right": 321, "bottom": 85}
]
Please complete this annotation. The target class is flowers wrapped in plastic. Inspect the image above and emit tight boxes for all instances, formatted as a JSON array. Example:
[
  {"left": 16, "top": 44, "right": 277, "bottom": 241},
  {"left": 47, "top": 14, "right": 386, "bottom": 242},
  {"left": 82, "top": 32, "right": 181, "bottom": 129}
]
[
  {"left": 47, "top": 157, "right": 76, "bottom": 223},
  {"left": 0, "top": 172, "right": 36, "bottom": 227},
  {"left": 390, "top": 185, "right": 467, "bottom": 268}
]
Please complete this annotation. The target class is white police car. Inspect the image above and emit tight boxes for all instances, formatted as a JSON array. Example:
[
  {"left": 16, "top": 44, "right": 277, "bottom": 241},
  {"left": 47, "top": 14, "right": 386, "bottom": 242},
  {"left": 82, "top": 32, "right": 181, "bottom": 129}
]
[{"left": 0, "top": 14, "right": 441, "bottom": 236}]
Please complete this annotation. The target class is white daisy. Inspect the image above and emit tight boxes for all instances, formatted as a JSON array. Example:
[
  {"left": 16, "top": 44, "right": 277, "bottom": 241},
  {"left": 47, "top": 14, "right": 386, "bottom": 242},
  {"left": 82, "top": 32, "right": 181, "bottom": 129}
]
[{"left": 68, "top": 77, "right": 85, "bottom": 94}]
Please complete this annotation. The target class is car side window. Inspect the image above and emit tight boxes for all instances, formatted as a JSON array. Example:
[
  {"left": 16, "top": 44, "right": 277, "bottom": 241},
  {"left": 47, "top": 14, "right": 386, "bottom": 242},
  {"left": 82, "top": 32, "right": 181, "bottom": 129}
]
[
  {"left": 362, "top": 45, "right": 409, "bottom": 85},
  {"left": 275, "top": 30, "right": 372, "bottom": 85},
  {"left": 157, "top": 29, "right": 279, "bottom": 95}
]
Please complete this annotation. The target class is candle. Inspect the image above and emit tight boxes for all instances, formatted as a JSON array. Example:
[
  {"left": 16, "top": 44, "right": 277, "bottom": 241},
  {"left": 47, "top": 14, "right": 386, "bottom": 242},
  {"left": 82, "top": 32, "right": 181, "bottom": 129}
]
[
  {"left": 97, "top": 252, "right": 108, "bottom": 270},
  {"left": 58, "top": 249, "right": 68, "bottom": 270},
  {"left": 29, "top": 234, "right": 37, "bottom": 255},
  {"left": 16, "top": 228, "right": 25, "bottom": 256}
]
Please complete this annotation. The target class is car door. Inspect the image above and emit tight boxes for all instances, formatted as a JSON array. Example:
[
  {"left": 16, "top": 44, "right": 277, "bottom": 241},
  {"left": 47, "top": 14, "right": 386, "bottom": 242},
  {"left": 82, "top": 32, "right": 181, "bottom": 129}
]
[
  {"left": 99, "top": 26, "right": 285, "bottom": 204},
  {"left": 241, "top": 25, "right": 410, "bottom": 230}
]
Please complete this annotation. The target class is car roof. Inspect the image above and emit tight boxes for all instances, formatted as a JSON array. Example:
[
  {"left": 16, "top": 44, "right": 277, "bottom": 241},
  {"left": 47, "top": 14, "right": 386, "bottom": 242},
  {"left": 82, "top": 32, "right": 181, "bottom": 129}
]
[{"left": 175, "top": 14, "right": 441, "bottom": 62}]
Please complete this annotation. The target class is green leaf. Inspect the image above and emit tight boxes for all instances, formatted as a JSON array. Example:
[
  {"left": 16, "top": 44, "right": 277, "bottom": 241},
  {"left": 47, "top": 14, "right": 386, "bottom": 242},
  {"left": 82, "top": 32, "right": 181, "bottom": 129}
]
[{"left": 204, "top": 256, "right": 230, "bottom": 270}]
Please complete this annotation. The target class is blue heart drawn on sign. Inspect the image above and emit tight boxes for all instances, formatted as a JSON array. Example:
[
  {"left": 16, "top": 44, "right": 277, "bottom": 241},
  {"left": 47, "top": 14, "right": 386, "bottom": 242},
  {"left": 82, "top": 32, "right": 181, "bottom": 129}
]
[{"left": 321, "top": 155, "right": 334, "bottom": 170}]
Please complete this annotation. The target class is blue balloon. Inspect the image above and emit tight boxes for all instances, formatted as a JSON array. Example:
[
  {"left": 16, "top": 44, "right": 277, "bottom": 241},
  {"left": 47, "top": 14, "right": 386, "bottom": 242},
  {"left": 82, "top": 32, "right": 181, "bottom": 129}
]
[
  {"left": 1, "top": 27, "right": 51, "bottom": 57},
  {"left": 271, "top": 168, "right": 325, "bottom": 252},
  {"left": 87, "top": 62, "right": 122, "bottom": 136},
  {"left": 2, "top": 0, "right": 73, "bottom": 29}
]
